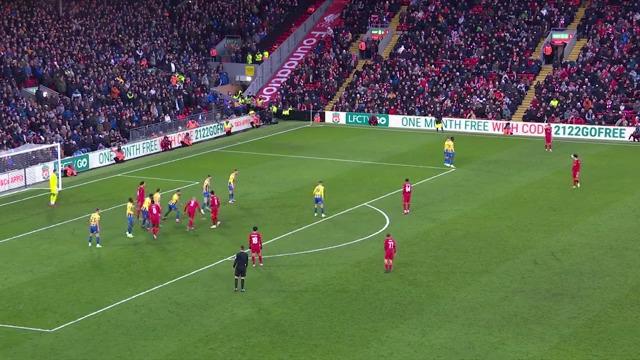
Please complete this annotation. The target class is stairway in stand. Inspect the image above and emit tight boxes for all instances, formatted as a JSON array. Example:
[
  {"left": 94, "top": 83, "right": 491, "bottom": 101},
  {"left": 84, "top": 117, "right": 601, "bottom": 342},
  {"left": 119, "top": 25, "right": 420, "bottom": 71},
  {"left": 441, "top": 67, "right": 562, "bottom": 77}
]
[
  {"left": 566, "top": 38, "right": 588, "bottom": 62},
  {"left": 324, "top": 6, "right": 407, "bottom": 111},
  {"left": 515, "top": 1, "right": 590, "bottom": 121},
  {"left": 512, "top": 65, "right": 552, "bottom": 121},
  {"left": 565, "top": 0, "right": 590, "bottom": 63},
  {"left": 381, "top": 6, "right": 407, "bottom": 59}
]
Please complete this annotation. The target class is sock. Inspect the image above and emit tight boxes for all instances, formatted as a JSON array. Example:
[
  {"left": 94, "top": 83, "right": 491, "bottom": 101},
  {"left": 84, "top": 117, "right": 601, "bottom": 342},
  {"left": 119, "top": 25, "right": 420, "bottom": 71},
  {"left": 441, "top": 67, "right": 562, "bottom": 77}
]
[
  {"left": 88, "top": 236, "right": 92, "bottom": 244},
  {"left": 251, "top": 256, "right": 255, "bottom": 265},
  {"left": 234, "top": 278, "right": 238, "bottom": 289},
  {"left": 176, "top": 211, "right": 180, "bottom": 220},
  {"left": 127, "top": 223, "right": 133, "bottom": 234},
  {"left": 212, "top": 216, "right": 217, "bottom": 224},
  {"left": 259, "top": 255, "right": 263, "bottom": 264},
  {"left": 321, "top": 207, "right": 325, "bottom": 214},
  {"left": 230, "top": 193, "right": 234, "bottom": 201},
  {"left": 188, "top": 218, "right": 194, "bottom": 228},
  {"left": 389, "top": 263, "right": 392, "bottom": 271},
  {"left": 314, "top": 207, "right": 317, "bottom": 214},
  {"left": 164, "top": 210, "right": 171, "bottom": 217},
  {"left": 96, "top": 236, "right": 101, "bottom": 244},
  {"left": 240, "top": 279, "right": 245, "bottom": 290}
]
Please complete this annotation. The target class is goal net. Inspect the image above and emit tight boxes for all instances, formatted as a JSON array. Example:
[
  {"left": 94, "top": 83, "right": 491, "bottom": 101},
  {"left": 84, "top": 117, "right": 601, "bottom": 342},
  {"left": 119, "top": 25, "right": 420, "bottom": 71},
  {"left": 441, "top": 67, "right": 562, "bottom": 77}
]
[{"left": 0, "top": 143, "right": 62, "bottom": 195}]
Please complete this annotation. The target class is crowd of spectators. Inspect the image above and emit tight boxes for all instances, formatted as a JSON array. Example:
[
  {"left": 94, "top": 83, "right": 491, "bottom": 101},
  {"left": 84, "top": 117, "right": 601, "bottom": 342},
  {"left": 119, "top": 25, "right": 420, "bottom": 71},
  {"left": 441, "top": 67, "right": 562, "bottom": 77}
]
[
  {"left": 343, "top": 0, "right": 402, "bottom": 35},
  {"left": 273, "top": 0, "right": 401, "bottom": 111},
  {"left": 524, "top": 0, "right": 640, "bottom": 126},
  {"left": 186, "top": 0, "right": 301, "bottom": 63},
  {"left": 276, "top": 26, "right": 356, "bottom": 111},
  {"left": 0, "top": 0, "right": 299, "bottom": 155},
  {"left": 333, "top": 0, "right": 578, "bottom": 120}
]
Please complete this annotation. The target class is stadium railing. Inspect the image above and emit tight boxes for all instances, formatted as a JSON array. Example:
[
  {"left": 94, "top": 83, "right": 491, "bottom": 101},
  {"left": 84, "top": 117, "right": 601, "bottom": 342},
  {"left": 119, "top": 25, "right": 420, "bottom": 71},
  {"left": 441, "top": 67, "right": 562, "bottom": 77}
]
[{"left": 129, "top": 110, "right": 222, "bottom": 141}]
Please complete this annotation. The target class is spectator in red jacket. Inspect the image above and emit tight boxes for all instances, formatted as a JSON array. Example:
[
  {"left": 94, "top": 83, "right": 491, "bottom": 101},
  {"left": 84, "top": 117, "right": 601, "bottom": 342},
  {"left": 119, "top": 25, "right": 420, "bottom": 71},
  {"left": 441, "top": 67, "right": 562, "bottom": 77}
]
[
  {"left": 160, "top": 136, "right": 172, "bottom": 151},
  {"left": 180, "top": 133, "right": 192, "bottom": 147},
  {"left": 113, "top": 146, "right": 126, "bottom": 164}
]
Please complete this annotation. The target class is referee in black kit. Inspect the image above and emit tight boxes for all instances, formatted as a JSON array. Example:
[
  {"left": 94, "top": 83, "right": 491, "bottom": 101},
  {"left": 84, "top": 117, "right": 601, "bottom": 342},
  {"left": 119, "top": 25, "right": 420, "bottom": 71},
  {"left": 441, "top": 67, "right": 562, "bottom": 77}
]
[{"left": 233, "top": 245, "right": 249, "bottom": 292}]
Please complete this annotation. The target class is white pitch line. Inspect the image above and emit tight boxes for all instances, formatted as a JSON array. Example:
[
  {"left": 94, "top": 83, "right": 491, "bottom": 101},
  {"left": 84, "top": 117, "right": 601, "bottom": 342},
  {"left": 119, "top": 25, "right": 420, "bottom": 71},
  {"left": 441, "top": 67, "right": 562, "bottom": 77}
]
[
  {"left": 0, "top": 187, "right": 42, "bottom": 200},
  {"left": 0, "top": 124, "right": 310, "bottom": 208},
  {"left": 42, "top": 168, "right": 455, "bottom": 333},
  {"left": 0, "top": 182, "right": 198, "bottom": 245},
  {"left": 320, "top": 123, "right": 640, "bottom": 147},
  {"left": 0, "top": 323, "right": 51, "bottom": 333},
  {"left": 264, "top": 204, "right": 389, "bottom": 259},
  {"left": 117, "top": 174, "right": 195, "bottom": 183},
  {"left": 218, "top": 149, "right": 448, "bottom": 170}
]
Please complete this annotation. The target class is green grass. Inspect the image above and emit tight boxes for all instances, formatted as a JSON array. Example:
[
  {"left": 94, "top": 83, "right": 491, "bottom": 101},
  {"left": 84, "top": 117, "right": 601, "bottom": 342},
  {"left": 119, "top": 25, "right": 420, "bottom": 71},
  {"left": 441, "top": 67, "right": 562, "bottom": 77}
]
[{"left": 0, "top": 121, "right": 639, "bottom": 359}]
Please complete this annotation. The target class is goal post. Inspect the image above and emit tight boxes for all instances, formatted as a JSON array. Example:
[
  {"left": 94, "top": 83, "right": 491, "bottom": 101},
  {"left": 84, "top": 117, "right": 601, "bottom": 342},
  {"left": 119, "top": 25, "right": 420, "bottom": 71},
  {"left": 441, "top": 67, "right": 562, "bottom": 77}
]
[{"left": 0, "top": 143, "right": 62, "bottom": 196}]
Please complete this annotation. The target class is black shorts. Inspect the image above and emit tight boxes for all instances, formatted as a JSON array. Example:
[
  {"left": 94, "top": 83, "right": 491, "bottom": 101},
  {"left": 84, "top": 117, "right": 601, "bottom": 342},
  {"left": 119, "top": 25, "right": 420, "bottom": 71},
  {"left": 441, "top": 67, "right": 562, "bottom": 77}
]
[{"left": 234, "top": 267, "right": 247, "bottom": 277}]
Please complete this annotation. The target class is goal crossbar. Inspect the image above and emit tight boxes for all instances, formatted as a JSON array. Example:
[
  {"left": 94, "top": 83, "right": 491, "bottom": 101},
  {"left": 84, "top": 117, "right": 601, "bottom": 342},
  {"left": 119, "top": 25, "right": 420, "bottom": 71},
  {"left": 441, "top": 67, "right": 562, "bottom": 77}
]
[{"left": 0, "top": 143, "right": 62, "bottom": 196}]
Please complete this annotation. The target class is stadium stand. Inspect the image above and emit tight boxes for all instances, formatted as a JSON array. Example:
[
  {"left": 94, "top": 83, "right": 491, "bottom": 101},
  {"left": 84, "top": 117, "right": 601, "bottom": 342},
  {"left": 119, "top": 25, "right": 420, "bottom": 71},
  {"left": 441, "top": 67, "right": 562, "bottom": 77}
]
[
  {"left": 524, "top": 0, "right": 640, "bottom": 126},
  {"left": 0, "top": 0, "right": 301, "bottom": 154},
  {"left": 192, "top": 0, "right": 310, "bottom": 63},
  {"left": 274, "top": 0, "right": 402, "bottom": 111},
  {"left": 275, "top": 25, "right": 357, "bottom": 112},
  {"left": 332, "top": 0, "right": 579, "bottom": 120}
]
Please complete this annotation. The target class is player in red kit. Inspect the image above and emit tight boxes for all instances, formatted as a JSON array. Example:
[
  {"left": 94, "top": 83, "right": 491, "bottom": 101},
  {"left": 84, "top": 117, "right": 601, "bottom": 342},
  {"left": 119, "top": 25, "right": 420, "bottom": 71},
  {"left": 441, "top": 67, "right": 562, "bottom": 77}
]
[
  {"left": 149, "top": 199, "right": 161, "bottom": 239},
  {"left": 384, "top": 234, "right": 397, "bottom": 273},
  {"left": 571, "top": 154, "right": 581, "bottom": 189},
  {"left": 248, "top": 226, "right": 263, "bottom": 267},
  {"left": 402, "top": 178, "right": 412, "bottom": 214},
  {"left": 136, "top": 181, "right": 145, "bottom": 218},
  {"left": 209, "top": 191, "right": 221, "bottom": 228},
  {"left": 184, "top": 197, "right": 204, "bottom": 231},
  {"left": 544, "top": 123, "right": 553, "bottom": 152}
]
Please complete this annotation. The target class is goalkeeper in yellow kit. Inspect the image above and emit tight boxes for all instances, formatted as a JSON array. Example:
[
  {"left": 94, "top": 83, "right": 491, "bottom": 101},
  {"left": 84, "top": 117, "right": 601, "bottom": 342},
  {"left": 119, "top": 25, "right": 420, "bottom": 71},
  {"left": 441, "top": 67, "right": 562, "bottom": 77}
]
[{"left": 49, "top": 170, "right": 58, "bottom": 206}]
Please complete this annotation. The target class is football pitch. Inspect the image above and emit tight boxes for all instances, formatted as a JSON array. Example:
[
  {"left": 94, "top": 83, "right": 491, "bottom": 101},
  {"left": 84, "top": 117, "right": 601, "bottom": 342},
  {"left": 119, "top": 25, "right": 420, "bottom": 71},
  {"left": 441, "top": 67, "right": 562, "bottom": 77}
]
[{"left": 0, "top": 121, "right": 639, "bottom": 359}]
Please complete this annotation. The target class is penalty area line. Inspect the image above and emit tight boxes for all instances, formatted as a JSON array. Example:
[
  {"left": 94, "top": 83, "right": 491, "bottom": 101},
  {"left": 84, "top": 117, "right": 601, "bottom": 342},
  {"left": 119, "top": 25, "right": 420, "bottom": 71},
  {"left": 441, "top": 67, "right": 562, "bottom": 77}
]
[
  {"left": 38, "top": 168, "right": 455, "bottom": 333},
  {"left": 117, "top": 174, "right": 196, "bottom": 183},
  {"left": 218, "top": 149, "right": 449, "bottom": 170},
  {"left": 0, "top": 323, "right": 51, "bottom": 333}
]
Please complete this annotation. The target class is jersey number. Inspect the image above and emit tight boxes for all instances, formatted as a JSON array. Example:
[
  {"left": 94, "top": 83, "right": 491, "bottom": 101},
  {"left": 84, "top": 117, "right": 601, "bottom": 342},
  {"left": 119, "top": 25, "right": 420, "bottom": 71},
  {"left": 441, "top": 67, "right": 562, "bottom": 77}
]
[
  {"left": 251, "top": 236, "right": 259, "bottom": 244},
  {"left": 404, "top": 185, "right": 411, "bottom": 192}
]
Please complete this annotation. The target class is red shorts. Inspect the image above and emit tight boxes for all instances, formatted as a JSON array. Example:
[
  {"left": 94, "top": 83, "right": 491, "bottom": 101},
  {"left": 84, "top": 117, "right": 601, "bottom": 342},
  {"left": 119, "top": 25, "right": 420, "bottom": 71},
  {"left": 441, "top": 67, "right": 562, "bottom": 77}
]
[
  {"left": 403, "top": 194, "right": 411, "bottom": 203},
  {"left": 211, "top": 209, "right": 219, "bottom": 218},
  {"left": 545, "top": 137, "right": 552, "bottom": 144},
  {"left": 137, "top": 201, "right": 144, "bottom": 209},
  {"left": 573, "top": 171, "right": 580, "bottom": 180},
  {"left": 385, "top": 251, "right": 395, "bottom": 260},
  {"left": 187, "top": 211, "right": 196, "bottom": 219},
  {"left": 250, "top": 246, "right": 261, "bottom": 254},
  {"left": 150, "top": 218, "right": 160, "bottom": 226}
]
